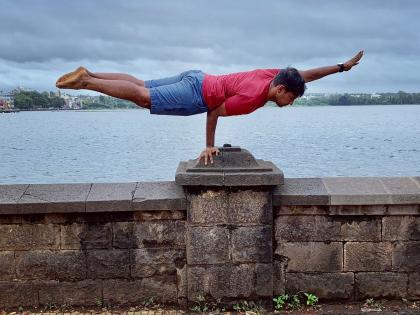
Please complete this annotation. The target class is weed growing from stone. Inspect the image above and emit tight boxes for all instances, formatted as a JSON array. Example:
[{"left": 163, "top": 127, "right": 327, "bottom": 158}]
[
  {"left": 273, "top": 292, "right": 319, "bottom": 311},
  {"left": 190, "top": 295, "right": 225, "bottom": 313},
  {"left": 304, "top": 292, "right": 319, "bottom": 306},
  {"left": 232, "top": 300, "right": 265, "bottom": 313},
  {"left": 363, "top": 298, "right": 382, "bottom": 310},
  {"left": 273, "top": 294, "right": 289, "bottom": 310}
]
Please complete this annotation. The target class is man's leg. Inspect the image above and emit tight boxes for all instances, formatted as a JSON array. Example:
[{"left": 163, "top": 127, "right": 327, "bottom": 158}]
[{"left": 88, "top": 72, "right": 146, "bottom": 87}]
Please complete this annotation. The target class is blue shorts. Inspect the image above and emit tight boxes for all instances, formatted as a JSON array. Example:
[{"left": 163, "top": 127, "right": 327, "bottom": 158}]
[{"left": 145, "top": 70, "right": 208, "bottom": 116}]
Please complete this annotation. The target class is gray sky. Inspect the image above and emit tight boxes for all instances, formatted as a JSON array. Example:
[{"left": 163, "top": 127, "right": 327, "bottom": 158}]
[{"left": 1, "top": 0, "right": 419, "bottom": 94}]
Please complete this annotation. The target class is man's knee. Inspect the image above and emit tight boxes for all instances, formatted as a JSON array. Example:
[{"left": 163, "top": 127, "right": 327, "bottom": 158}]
[{"left": 134, "top": 87, "right": 151, "bottom": 108}]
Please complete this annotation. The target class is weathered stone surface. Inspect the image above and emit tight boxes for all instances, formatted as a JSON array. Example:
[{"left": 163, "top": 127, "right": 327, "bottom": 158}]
[
  {"left": 38, "top": 280, "right": 102, "bottom": 306},
  {"left": 0, "top": 281, "right": 38, "bottom": 308},
  {"left": 273, "top": 178, "right": 329, "bottom": 206},
  {"left": 356, "top": 272, "right": 408, "bottom": 299},
  {"left": 134, "top": 221, "right": 185, "bottom": 248},
  {"left": 387, "top": 205, "right": 419, "bottom": 215},
  {"left": 231, "top": 226, "right": 272, "bottom": 263},
  {"left": 0, "top": 184, "right": 28, "bottom": 214},
  {"left": 344, "top": 242, "right": 392, "bottom": 271},
  {"left": 0, "top": 251, "right": 15, "bottom": 280},
  {"left": 187, "top": 226, "right": 229, "bottom": 264},
  {"left": 408, "top": 273, "right": 420, "bottom": 298},
  {"left": 228, "top": 190, "right": 272, "bottom": 224},
  {"left": 340, "top": 218, "right": 381, "bottom": 241},
  {"left": 133, "top": 181, "right": 186, "bottom": 210},
  {"left": 275, "top": 216, "right": 340, "bottom": 241},
  {"left": 255, "top": 263, "right": 273, "bottom": 296},
  {"left": 131, "top": 248, "right": 185, "bottom": 277},
  {"left": 176, "top": 264, "right": 188, "bottom": 299},
  {"left": 113, "top": 222, "right": 134, "bottom": 248},
  {"left": 15, "top": 250, "right": 86, "bottom": 280},
  {"left": 392, "top": 241, "right": 420, "bottom": 271},
  {"left": 273, "top": 259, "right": 286, "bottom": 295},
  {"left": 86, "top": 249, "right": 130, "bottom": 278},
  {"left": 323, "top": 177, "right": 390, "bottom": 205},
  {"left": 61, "top": 223, "right": 112, "bottom": 249},
  {"left": 380, "top": 177, "right": 420, "bottom": 204},
  {"left": 330, "top": 205, "right": 386, "bottom": 216},
  {"left": 383, "top": 216, "right": 420, "bottom": 241},
  {"left": 276, "top": 242, "right": 342, "bottom": 272},
  {"left": 187, "top": 264, "right": 254, "bottom": 300},
  {"left": 286, "top": 273, "right": 354, "bottom": 300},
  {"left": 0, "top": 214, "right": 22, "bottom": 224},
  {"left": 0, "top": 224, "right": 60, "bottom": 250},
  {"left": 134, "top": 210, "right": 186, "bottom": 221},
  {"left": 275, "top": 205, "right": 329, "bottom": 215},
  {"left": 103, "top": 277, "right": 177, "bottom": 304},
  {"left": 187, "top": 190, "right": 229, "bottom": 224},
  {"left": 86, "top": 182, "right": 136, "bottom": 212},
  {"left": 18, "top": 183, "right": 91, "bottom": 214}
]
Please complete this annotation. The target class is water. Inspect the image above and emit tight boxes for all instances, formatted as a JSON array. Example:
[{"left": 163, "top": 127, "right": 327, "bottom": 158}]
[{"left": 1, "top": 105, "right": 420, "bottom": 184}]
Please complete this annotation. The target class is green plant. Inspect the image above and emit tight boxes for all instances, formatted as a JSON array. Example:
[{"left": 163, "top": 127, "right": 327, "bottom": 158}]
[
  {"left": 232, "top": 300, "right": 264, "bottom": 313},
  {"left": 94, "top": 297, "right": 103, "bottom": 307},
  {"left": 141, "top": 296, "right": 160, "bottom": 309},
  {"left": 190, "top": 295, "right": 225, "bottom": 313},
  {"left": 288, "top": 294, "right": 301, "bottom": 310},
  {"left": 304, "top": 292, "right": 319, "bottom": 306},
  {"left": 364, "top": 298, "right": 382, "bottom": 309},
  {"left": 43, "top": 301, "right": 57, "bottom": 311},
  {"left": 273, "top": 294, "right": 289, "bottom": 310}
]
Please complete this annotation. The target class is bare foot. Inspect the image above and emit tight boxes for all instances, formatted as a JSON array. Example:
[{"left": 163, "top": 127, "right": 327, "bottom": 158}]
[{"left": 56, "top": 67, "right": 90, "bottom": 89}]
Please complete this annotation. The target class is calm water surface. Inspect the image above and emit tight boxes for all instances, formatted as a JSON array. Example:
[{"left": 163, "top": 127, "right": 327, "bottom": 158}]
[{"left": 1, "top": 105, "right": 420, "bottom": 184}]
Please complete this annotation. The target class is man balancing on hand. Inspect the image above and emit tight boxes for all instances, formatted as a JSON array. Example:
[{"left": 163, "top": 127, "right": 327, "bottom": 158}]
[{"left": 56, "top": 50, "right": 363, "bottom": 164}]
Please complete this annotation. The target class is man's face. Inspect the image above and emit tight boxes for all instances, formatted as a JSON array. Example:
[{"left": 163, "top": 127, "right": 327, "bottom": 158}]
[{"left": 275, "top": 85, "right": 296, "bottom": 107}]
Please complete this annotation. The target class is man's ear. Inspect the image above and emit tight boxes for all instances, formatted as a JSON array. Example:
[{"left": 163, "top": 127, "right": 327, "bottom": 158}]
[{"left": 276, "top": 84, "right": 286, "bottom": 94}]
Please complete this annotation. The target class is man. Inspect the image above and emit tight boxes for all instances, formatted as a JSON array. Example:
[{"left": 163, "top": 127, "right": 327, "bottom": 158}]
[{"left": 56, "top": 50, "right": 363, "bottom": 164}]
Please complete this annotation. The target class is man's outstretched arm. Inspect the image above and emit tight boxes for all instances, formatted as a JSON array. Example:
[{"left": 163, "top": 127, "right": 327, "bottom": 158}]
[{"left": 299, "top": 50, "right": 364, "bottom": 83}]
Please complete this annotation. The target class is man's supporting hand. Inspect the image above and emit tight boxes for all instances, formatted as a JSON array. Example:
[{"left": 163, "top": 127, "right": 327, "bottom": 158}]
[
  {"left": 344, "top": 50, "right": 364, "bottom": 71},
  {"left": 198, "top": 146, "right": 220, "bottom": 165}
]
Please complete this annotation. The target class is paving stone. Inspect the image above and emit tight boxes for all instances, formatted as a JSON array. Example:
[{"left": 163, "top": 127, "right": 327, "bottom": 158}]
[
  {"left": 187, "top": 226, "right": 229, "bottom": 264},
  {"left": 61, "top": 223, "right": 112, "bottom": 249},
  {"left": 0, "top": 281, "right": 38, "bottom": 308},
  {"left": 131, "top": 248, "right": 185, "bottom": 277},
  {"left": 18, "top": 183, "right": 91, "bottom": 214},
  {"left": 231, "top": 226, "right": 272, "bottom": 263},
  {"left": 323, "top": 177, "right": 390, "bottom": 205},
  {"left": 340, "top": 217, "right": 381, "bottom": 241},
  {"left": 15, "top": 250, "right": 86, "bottom": 280},
  {"left": 0, "top": 251, "right": 15, "bottom": 280},
  {"left": 0, "top": 184, "right": 28, "bottom": 214},
  {"left": 134, "top": 221, "right": 185, "bottom": 248},
  {"left": 380, "top": 177, "right": 420, "bottom": 204},
  {"left": 392, "top": 241, "right": 420, "bottom": 271},
  {"left": 0, "top": 224, "right": 60, "bottom": 250},
  {"left": 276, "top": 242, "right": 342, "bottom": 272},
  {"left": 356, "top": 272, "right": 408, "bottom": 299},
  {"left": 228, "top": 189, "right": 272, "bottom": 224},
  {"left": 408, "top": 272, "right": 420, "bottom": 298},
  {"left": 273, "top": 178, "right": 329, "bottom": 206},
  {"left": 275, "top": 216, "right": 340, "bottom": 241},
  {"left": 133, "top": 181, "right": 186, "bottom": 211},
  {"left": 286, "top": 272, "right": 354, "bottom": 300},
  {"left": 86, "top": 249, "right": 130, "bottom": 279},
  {"left": 383, "top": 216, "right": 420, "bottom": 241},
  {"left": 344, "top": 242, "right": 392, "bottom": 271},
  {"left": 187, "top": 189, "right": 229, "bottom": 224},
  {"left": 86, "top": 182, "right": 136, "bottom": 212}
]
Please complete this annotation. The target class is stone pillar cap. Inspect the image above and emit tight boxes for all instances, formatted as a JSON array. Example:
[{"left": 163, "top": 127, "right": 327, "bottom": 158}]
[{"left": 175, "top": 144, "right": 284, "bottom": 186}]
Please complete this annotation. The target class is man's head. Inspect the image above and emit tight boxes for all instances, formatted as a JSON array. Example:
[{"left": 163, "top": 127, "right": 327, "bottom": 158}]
[{"left": 271, "top": 67, "right": 306, "bottom": 107}]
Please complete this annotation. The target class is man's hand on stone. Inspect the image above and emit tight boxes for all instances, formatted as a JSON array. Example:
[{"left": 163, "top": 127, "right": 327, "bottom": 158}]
[
  {"left": 198, "top": 147, "right": 220, "bottom": 165},
  {"left": 344, "top": 50, "right": 364, "bottom": 71}
]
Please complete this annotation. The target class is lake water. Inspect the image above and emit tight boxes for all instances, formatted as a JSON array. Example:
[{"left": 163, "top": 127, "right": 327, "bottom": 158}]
[{"left": 1, "top": 105, "right": 420, "bottom": 184}]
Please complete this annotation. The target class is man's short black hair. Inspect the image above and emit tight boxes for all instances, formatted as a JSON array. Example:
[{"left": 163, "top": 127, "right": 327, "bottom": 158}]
[{"left": 272, "top": 67, "right": 306, "bottom": 97}]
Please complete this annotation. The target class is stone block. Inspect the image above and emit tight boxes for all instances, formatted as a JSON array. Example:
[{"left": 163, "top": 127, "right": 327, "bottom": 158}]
[
  {"left": 131, "top": 248, "right": 185, "bottom": 277},
  {"left": 340, "top": 218, "right": 381, "bottom": 241},
  {"left": 176, "top": 264, "right": 187, "bottom": 299},
  {"left": 323, "top": 177, "right": 390, "bottom": 205},
  {"left": 113, "top": 222, "right": 134, "bottom": 248},
  {"left": 103, "top": 277, "right": 177, "bottom": 304},
  {"left": 134, "top": 221, "right": 185, "bottom": 248},
  {"left": 273, "top": 258, "right": 286, "bottom": 295},
  {"left": 231, "top": 226, "right": 272, "bottom": 263},
  {"left": 0, "top": 184, "right": 27, "bottom": 214},
  {"left": 86, "top": 249, "right": 130, "bottom": 279},
  {"left": 276, "top": 242, "right": 342, "bottom": 272},
  {"left": 134, "top": 210, "right": 186, "bottom": 221},
  {"left": 61, "top": 223, "right": 112, "bottom": 249},
  {"left": 408, "top": 273, "right": 420, "bottom": 298},
  {"left": 255, "top": 263, "right": 273, "bottom": 296},
  {"left": 383, "top": 216, "right": 420, "bottom": 241},
  {"left": 356, "top": 272, "right": 408, "bottom": 299},
  {"left": 187, "top": 264, "right": 254, "bottom": 300},
  {"left": 0, "top": 281, "right": 38, "bottom": 308},
  {"left": 273, "top": 178, "right": 330, "bottom": 206},
  {"left": 380, "top": 177, "right": 420, "bottom": 204},
  {"left": 286, "top": 273, "right": 354, "bottom": 300},
  {"left": 228, "top": 190, "right": 272, "bottom": 224},
  {"left": 15, "top": 250, "right": 86, "bottom": 280},
  {"left": 0, "top": 214, "right": 22, "bottom": 224},
  {"left": 275, "top": 205, "right": 329, "bottom": 215},
  {"left": 0, "top": 224, "right": 60, "bottom": 250},
  {"left": 275, "top": 216, "right": 340, "bottom": 242},
  {"left": 393, "top": 241, "right": 420, "bottom": 271},
  {"left": 387, "top": 205, "right": 419, "bottom": 215},
  {"left": 0, "top": 251, "right": 15, "bottom": 280},
  {"left": 18, "top": 183, "right": 91, "bottom": 214},
  {"left": 344, "top": 242, "right": 392, "bottom": 271},
  {"left": 38, "top": 280, "right": 102, "bottom": 306},
  {"left": 133, "top": 181, "right": 186, "bottom": 211},
  {"left": 86, "top": 182, "right": 136, "bottom": 212},
  {"left": 330, "top": 205, "right": 386, "bottom": 215},
  {"left": 187, "top": 189, "right": 229, "bottom": 224},
  {"left": 187, "top": 226, "right": 229, "bottom": 264}
]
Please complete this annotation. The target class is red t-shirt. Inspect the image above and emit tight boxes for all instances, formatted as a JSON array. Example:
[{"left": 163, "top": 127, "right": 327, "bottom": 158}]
[{"left": 202, "top": 69, "right": 280, "bottom": 116}]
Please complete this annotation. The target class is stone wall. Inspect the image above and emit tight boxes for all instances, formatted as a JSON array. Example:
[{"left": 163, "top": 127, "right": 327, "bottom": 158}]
[{"left": 0, "top": 177, "right": 419, "bottom": 309}]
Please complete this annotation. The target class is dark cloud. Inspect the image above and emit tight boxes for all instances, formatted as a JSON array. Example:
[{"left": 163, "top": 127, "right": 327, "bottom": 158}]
[{"left": 1, "top": 0, "right": 419, "bottom": 92}]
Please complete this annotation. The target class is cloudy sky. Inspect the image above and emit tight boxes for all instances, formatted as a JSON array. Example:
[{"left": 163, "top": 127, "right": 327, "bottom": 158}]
[{"left": 1, "top": 0, "right": 419, "bottom": 94}]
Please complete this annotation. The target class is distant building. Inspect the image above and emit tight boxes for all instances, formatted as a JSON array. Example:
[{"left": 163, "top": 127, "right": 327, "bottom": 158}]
[{"left": 0, "top": 90, "right": 14, "bottom": 108}]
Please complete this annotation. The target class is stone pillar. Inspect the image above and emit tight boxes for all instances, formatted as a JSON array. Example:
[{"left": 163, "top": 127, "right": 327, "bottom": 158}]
[{"left": 176, "top": 144, "right": 283, "bottom": 308}]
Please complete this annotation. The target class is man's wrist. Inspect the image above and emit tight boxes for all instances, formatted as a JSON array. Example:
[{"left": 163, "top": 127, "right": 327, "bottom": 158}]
[{"left": 337, "top": 63, "right": 345, "bottom": 72}]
